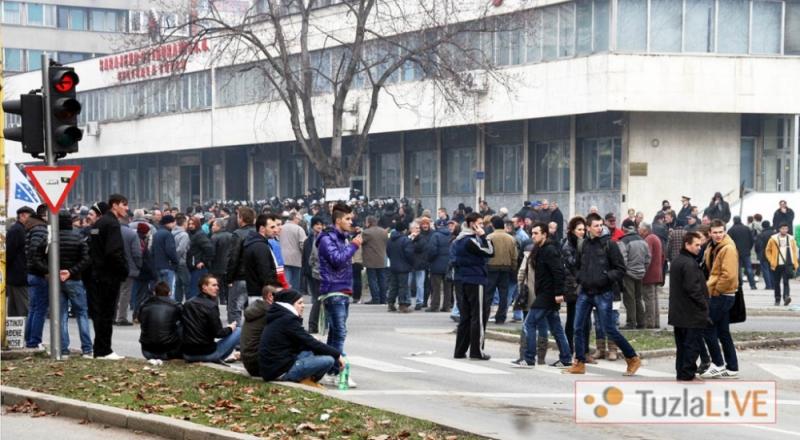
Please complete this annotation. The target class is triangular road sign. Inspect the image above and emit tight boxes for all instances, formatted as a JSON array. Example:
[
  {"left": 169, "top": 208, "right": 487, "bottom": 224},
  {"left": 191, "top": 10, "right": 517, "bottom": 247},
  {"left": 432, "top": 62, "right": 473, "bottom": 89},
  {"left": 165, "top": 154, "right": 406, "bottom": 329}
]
[{"left": 25, "top": 165, "right": 81, "bottom": 214}]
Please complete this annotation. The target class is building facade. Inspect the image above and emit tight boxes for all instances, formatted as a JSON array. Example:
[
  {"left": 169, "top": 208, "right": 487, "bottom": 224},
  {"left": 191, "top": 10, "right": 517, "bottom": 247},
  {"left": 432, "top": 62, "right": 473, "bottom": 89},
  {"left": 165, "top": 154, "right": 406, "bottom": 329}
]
[{"left": 4, "top": 0, "right": 800, "bottom": 220}]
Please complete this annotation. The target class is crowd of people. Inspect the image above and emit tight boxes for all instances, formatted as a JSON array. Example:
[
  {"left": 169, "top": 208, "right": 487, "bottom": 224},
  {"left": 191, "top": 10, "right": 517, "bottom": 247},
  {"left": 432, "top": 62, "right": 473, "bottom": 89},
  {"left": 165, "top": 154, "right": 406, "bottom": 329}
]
[{"left": 4, "top": 188, "right": 797, "bottom": 385}]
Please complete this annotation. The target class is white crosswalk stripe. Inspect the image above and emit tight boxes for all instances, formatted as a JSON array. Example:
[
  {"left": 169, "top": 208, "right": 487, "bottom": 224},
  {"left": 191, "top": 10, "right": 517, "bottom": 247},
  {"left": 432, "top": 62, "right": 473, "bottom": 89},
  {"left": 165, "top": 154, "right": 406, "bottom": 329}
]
[
  {"left": 586, "top": 360, "right": 673, "bottom": 377},
  {"left": 404, "top": 356, "right": 511, "bottom": 375},
  {"left": 488, "top": 358, "right": 601, "bottom": 376},
  {"left": 757, "top": 363, "right": 800, "bottom": 380},
  {"left": 347, "top": 356, "right": 424, "bottom": 373}
]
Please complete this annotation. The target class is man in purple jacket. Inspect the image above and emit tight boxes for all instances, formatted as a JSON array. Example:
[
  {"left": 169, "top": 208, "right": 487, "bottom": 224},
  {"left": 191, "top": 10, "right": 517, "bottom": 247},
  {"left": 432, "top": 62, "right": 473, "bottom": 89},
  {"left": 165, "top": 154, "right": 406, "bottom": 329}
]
[{"left": 317, "top": 203, "right": 362, "bottom": 387}]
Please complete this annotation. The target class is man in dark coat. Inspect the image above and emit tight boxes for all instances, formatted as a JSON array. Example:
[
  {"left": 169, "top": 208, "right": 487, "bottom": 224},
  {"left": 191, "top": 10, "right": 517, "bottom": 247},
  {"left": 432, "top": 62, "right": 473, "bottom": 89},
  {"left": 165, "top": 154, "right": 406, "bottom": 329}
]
[
  {"left": 242, "top": 213, "right": 281, "bottom": 296},
  {"left": 210, "top": 218, "right": 233, "bottom": 310},
  {"left": 139, "top": 282, "right": 182, "bottom": 360},
  {"left": 186, "top": 216, "right": 215, "bottom": 301},
  {"left": 7, "top": 206, "right": 35, "bottom": 317},
  {"left": 755, "top": 221, "right": 776, "bottom": 290},
  {"left": 181, "top": 275, "right": 239, "bottom": 363},
  {"left": 55, "top": 211, "right": 94, "bottom": 357},
  {"left": 773, "top": 200, "right": 795, "bottom": 233},
  {"left": 426, "top": 222, "right": 453, "bottom": 312},
  {"left": 727, "top": 216, "right": 757, "bottom": 290},
  {"left": 87, "top": 195, "right": 129, "bottom": 359},
  {"left": 386, "top": 222, "right": 414, "bottom": 313},
  {"left": 24, "top": 204, "right": 49, "bottom": 349},
  {"left": 668, "top": 231, "right": 711, "bottom": 381}
]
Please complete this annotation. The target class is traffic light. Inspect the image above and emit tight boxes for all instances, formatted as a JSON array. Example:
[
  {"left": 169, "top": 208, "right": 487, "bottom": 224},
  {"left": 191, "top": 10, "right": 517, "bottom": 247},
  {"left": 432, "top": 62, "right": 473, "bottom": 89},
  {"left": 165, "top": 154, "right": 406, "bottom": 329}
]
[
  {"left": 2, "top": 93, "right": 44, "bottom": 157},
  {"left": 48, "top": 66, "right": 82, "bottom": 154}
]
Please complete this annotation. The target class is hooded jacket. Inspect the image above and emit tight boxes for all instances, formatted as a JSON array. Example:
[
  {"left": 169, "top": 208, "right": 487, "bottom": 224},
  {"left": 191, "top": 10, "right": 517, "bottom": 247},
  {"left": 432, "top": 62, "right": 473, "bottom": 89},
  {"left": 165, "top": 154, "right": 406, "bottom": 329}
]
[
  {"left": 426, "top": 227, "right": 452, "bottom": 275},
  {"left": 704, "top": 234, "right": 739, "bottom": 296},
  {"left": 25, "top": 215, "right": 49, "bottom": 277},
  {"left": 242, "top": 231, "right": 280, "bottom": 295},
  {"left": 452, "top": 229, "right": 494, "bottom": 286},
  {"left": 387, "top": 230, "right": 414, "bottom": 273},
  {"left": 317, "top": 227, "right": 358, "bottom": 295},
  {"left": 576, "top": 234, "right": 625, "bottom": 294},
  {"left": 241, "top": 299, "right": 270, "bottom": 376},
  {"left": 259, "top": 303, "right": 341, "bottom": 381},
  {"left": 668, "top": 249, "right": 711, "bottom": 329},
  {"left": 618, "top": 230, "right": 651, "bottom": 280}
]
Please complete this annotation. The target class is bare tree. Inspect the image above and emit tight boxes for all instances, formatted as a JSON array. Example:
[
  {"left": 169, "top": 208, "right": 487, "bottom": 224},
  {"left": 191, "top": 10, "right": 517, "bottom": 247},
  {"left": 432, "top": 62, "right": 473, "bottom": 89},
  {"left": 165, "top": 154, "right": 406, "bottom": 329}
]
[{"left": 154, "top": 0, "right": 515, "bottom": 187}]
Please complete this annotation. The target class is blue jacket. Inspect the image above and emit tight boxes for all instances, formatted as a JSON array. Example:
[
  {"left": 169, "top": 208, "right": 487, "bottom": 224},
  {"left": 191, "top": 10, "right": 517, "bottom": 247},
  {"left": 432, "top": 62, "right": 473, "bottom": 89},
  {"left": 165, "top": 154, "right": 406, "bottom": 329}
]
[
  {"left": 152, "top": 226, "right": 179, "bottom": 272},
  {"left": 317, "top": 227, "right": 358, "bottom": 295},
  {"left": 426, "top": 227, "right": 451, "bottom": 275},
  {"left": 387, "top": 230, "right": 414, "bottom": 273},
  {"left": 452, "top": 230, "right": 494, "bottom": 286}
]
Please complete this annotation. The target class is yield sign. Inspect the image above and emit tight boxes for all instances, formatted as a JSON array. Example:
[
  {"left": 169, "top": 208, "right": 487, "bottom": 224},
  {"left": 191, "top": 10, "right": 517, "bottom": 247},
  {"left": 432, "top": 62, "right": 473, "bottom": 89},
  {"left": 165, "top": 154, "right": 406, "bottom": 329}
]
[{"left": 25, "top": 165, "right": 81, "bottom": 214}]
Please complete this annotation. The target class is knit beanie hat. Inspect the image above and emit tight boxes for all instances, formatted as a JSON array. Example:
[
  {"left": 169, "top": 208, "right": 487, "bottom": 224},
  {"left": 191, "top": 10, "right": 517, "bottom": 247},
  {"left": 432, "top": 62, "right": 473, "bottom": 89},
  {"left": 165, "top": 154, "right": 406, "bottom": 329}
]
[{"left": 274, "top": 289, "right": 303, "bottom": 305}]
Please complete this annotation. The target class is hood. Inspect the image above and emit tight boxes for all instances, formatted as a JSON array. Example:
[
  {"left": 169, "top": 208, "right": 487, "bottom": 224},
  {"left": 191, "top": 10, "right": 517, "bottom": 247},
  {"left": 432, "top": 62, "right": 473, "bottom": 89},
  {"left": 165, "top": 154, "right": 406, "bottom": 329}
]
[
  {"left": 244, "top": 230, "right": 267, "bottom": 248},
  {"left": 455, "top": 228, "right": 477, "bottom": 242},
  {"left": 24, "top": 215, "right": 46, "bottom": 231},
  {"left": 243, "top": 299, "right": 270, "bottom": 321},
  {"left": 266, "top": 301, "right": 300, "bottom": 322}
]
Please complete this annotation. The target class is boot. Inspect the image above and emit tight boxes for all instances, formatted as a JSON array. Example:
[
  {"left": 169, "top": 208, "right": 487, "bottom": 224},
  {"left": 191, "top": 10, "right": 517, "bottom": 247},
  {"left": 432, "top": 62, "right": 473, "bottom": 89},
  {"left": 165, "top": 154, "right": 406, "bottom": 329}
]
[
  {"left": 606, "top": 339, "right": 619, "bottom": 361},
  {"left": 594, "top": 338, "right": 607, "bottom": 360},
  {"left": 624, "top": 356, "right": 642, "bottom": 376},
  {"left": 564, "top": 361, "right": 586, "bottom": 374},
  {"left": 399, "top": 304, "right": 412, "bottom": 313},
  {"left": 536, "top": 337, "right": 549, "bottom": 365}
]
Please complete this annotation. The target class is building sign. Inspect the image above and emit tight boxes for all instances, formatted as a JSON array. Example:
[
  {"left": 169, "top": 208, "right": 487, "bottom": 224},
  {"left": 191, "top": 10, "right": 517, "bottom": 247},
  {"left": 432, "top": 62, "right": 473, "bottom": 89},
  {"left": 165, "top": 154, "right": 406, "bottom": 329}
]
[
  {"left": 5, "top": 317, "right": 25, "bottom": 349},
  {"left": 630, "top": 162, "right": 648, "bottom": 176},
  {"left": 99, "top": 39, "right": 210, "bottom": 83}
]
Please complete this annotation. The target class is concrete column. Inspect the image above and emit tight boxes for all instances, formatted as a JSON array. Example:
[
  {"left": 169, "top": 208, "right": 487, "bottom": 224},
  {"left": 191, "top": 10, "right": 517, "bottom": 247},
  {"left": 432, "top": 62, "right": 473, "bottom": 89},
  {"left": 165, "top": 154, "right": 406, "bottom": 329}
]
[
  {"left": 569, "top": 115, "right": 576, "bottom": 219},
  {"left": 436, "top": 129, "right": 443, "bottom": 209},
  {"left": 793, "top": 114, "right": 799, "bottom": 191},
  {"left": 620, "top": 112, "right": 630, "bottom": 216},
  {"left": 522, "top": 121, "right": 529, "bottom": 206},
  {"left": 399, "top": 132, "right": 405, "bottom": 198}
]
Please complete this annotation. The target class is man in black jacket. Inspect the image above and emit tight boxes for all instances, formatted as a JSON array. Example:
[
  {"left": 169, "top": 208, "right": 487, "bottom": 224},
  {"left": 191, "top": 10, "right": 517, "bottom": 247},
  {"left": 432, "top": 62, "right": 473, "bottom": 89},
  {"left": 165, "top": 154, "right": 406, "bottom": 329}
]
[
  {"left": 755, "top": 221, "right": 776, "bottom": 290},
  {"left": 516, "top": 223, "right": 572, "bottom": 368},
  {"left": 87, "top": 195, "right": 129, "bottom": 360},
  {"left": 187, "top": 216, "right": 215, "bottom": 301},
  {"left": 566, "top": 213, "right": 641, "bottom": 376},
  {"left": 210, "top": 219, "right": 233, "bottom": 310},
  {"left": 259, "top": 290, "right": 345, "bottom": 387},
  {"left": 386, "top": 222, "right": 414, "bottom": 313},
  {"left": 225, "top": 207, "right": 256, "bottom": 326},
  {"left": 728, "top": 216, "right": 757, "bottom": 290},
  {"left": 242, "top": 213, "right": 281, "bottom": 297},
  {"left": 669, "top": 232, "right": 711, "bottom": 381},
  {"left": 54, "top": 211, "right": 93, "bottom": 357},
  {"left": 7, "top": 206, "right": 34, "bottom": 317},
  {"left": 139, "top": 282, "right": 182, "bottom": 360},
  {"left": 182, "top": 275, "right": 240, "bottom": 363},
  {"left": 24, "top": 204, "right": 49, "bottom": 349}
]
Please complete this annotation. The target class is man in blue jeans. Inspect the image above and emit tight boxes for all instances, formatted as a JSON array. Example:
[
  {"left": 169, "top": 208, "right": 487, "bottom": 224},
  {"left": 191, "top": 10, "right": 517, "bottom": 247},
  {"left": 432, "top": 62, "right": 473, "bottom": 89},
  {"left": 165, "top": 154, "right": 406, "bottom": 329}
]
[
  {"left": 23, "top": 204, "right": 49, "bottom": 349},
  {"left": 54, "top": 210, "right": 94, "bottom": 357},
  {"left": 566, "top": 213, "right": 641, "bottom": 376},
  {"left": 317, "top": 203, "right": 362, "bottom": 388},
  {"left": 181, "top": 275, "right": 240, "bottom": 363}
]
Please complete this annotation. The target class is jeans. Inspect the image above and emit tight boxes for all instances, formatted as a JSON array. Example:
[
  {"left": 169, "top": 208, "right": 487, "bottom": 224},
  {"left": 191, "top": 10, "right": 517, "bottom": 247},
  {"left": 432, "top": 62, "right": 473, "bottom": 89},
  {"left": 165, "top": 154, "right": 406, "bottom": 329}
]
[
  {"left": 674, "top": 327, "right": 705, "bottom": 380},
  {"left": 524, "top": 308, "right": 571, "bottom": 364},
  {"left": 388, "top": 272, "right": 411, "bottom": 306},
  {"left": 324, "top": 295, "right": 349, "bottom": 374},
  {"left": 366, "top": 268, "right": 388, "bottom": 303},
  {"left": 60, "top": 280, "right": 93, "bottom": 355},
  {"left": 281, "top": 350, "right": 336, "bottom": 382},
  {"left": 759, "top": 260, "right": 774, "bottom": 290},
  {"left": 25, "top": 275, "right": 49, "bottom": 348},
  {"left": 739, "top": 254, "right": 756, "bottom": 288},
  {"left": 158, "top": 269, "right": 176, "bottom": 295},
  {"left": 487, "top": 270, "right": 511, "bottom": 323},
  {"left": 187, "top": 267, "right": 208, "bottom": 301},
  {"left": 595, "top": 309, "right": 621, "bottom": 339},
  {"left": 410, "top": 270, "right": 426, "bottom": 305},
  {"left": 773, "top": 264, "right": 792, "bottom": 301},
  {"left": 228, "top": 280, "right": 248, "bottom": 326},
  {"left": 703, "top": 295, "right": 738, "bottom": 371},
  {"left": 285, "top": 265, "right": 302, "bottom": 291},
  {"left": 132, "top": 279, "right": 153, "bottom": 319},
  {"left": 574, "top": 291, "right": 637, "bottom": 362},
  {"left": 183, "top": 327, "right": 241, "bottom": 363},
  {"left": 174, "top": 265, "right": 190, "bottom": 303}
]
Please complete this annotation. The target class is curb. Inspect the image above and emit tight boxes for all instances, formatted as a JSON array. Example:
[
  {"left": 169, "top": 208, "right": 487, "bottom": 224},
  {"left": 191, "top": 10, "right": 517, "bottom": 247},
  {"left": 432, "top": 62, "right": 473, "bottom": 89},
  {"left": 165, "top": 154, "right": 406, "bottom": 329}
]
[
  {"left": 1, "top": 385, "right": 259, "bottom": 440},
  {"left": 484, "top": 330, "right": 800, "bottom": 359}
]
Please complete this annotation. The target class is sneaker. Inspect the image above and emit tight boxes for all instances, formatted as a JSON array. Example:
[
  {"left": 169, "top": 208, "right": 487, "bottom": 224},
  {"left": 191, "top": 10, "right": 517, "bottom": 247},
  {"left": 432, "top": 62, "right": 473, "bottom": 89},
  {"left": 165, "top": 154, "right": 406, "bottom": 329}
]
[
  {"left": 511, "top": 359, "right": 535, "bottom": 369},
  {"left": 697, "top": 362, "right": 710, "bottom": 376},
  {"left": 224, "top": 351, "right": 241, "bottom": 363},
  {"left": 786, "top": 297, "right": 792, "bottom": 306},
  {"left": 147, "top": 359, "right": 164, "bottom": 366},
  {"left": 719, "top": 369, "right": 739, "bottom": 378},
  {"left": 414, "top": 304, "right": 423, "bottom": 311},
  {"left": 564, "top": 361, "right": 586, "bottom": 374},
  {"left": 623, "top": 356, "right": 641, "bottom": 376},
  {"left": 700, "top": 363, "right": 726, "bottom": 379},
  {"left": 82, "top": 353, "right": 93, "bottom": 359},
  {"left": 97, "top": 352, "right": 125, "bottom": 360},
  {"left": 549, "top": 360, "right": 572, "bottom": 368},
  {"left": 320, "top": 375, "right": 338, "bottom": 386},
  {"left": 347, "top": 376, "right": 358, "bottom": 388}
]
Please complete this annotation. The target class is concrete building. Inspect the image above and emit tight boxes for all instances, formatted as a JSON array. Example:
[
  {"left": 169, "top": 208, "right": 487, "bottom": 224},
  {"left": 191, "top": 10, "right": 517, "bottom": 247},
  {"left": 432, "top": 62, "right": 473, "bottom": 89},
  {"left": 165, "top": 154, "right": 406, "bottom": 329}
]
[{"left": 4, "top": 0, "right": 800, "bottom": 220}]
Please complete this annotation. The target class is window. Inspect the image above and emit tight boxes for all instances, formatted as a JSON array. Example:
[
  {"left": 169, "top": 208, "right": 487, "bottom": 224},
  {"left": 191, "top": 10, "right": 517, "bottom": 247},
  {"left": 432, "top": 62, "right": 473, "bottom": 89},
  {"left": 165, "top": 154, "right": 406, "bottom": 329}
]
[
  {"left": 370, "top": 152, "right": 401, "bottom": 196},
  {"left": 576, "top": 0, "right": 593, "bottom": 55},
  {"left": 91, "top": 9, "right": 117, "bottom": 32},
  {"left": 787, "top": 1, "right": 800, "bottom": 55},
  {"left": 253, "top": 159, "right": 278, "bottom": 200},
  {"left": 579, "top": 137, "right": 622, "bottom": 191},
  {"left": 26, "top": 3, "right": 43, "bottom": 25},
  {"left": 532, "top": 140, "right": 570, "bottom": 192},
  {"left": 3, "top": 1, "right": 20, "bottom": 24},
  {"left": 684, "top": 0, "right": 715, "bottom": 52},
  {"left": 751, "top": 0, "right": 782, "bottom": 54},
  {"left": 616, "top": 0, "right": 647, "bottom": 51},
  {"left": 486, "top": 123, "right": 523, "bottom": 194},
  {"left": 405, "top": 131, "right": 437, "bottom": 196},
  {"left": 740, "top": 137, "right": 756, "bottom": 190},
  {"left": 717, "top": 0, "right": 749, "bottom": 53},
  {"left": 4, "top": 48, "right": 22, "bottom": 71},
  {"left": 525, "top": 9, "right": 543, "bottom": 63},
  {"left": 59, "top": 51, "right": 90, "bottom": 64},
  {"left": 542, "top": 6, "right": 558, "bottom": 60},
  {"left": 559, "top": 2, "right": 575, "bottom": 57},
  {"left": 495, "top": 15, "right": 522, "bottom": 65},
  {"left": 59, "top": 6, "right": 87, "bottom": 30},
  {"left": 444, "top": 147, "right": 475, "bottom": 194},
  {"left": 650, "top": 0, "right": 682, "bottom": 52},
  {"left": 27, "top": 50, "right": 43, "bottom": 71}
]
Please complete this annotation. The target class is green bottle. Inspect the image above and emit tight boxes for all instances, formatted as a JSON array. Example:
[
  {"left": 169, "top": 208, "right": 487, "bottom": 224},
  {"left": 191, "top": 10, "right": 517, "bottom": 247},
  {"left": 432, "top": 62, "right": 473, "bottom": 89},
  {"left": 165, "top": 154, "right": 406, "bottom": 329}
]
[{"left": 338, "top": 362, "right": 350, "bottom": 391}]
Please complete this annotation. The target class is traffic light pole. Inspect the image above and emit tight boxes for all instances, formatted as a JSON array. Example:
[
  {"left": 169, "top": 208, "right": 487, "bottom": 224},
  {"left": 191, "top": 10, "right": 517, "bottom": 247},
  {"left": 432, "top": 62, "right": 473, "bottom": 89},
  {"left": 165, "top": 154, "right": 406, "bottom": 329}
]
[{"left": 41, "top": 54, "right": 62, "bottom": 361}]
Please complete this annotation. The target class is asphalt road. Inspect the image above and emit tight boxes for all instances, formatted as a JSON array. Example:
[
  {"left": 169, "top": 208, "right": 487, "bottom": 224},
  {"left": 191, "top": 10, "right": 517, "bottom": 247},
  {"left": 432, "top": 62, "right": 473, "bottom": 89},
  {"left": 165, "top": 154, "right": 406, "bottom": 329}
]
[{"left": 1, "top": 409, "right": 164, "bottom": 440}]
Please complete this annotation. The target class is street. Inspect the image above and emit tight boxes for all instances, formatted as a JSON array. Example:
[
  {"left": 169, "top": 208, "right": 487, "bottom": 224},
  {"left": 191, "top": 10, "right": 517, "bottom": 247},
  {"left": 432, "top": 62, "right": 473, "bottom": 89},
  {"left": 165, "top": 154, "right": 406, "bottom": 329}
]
[{"left": 1, "top": 410, "right": 164, "bottom": 440}]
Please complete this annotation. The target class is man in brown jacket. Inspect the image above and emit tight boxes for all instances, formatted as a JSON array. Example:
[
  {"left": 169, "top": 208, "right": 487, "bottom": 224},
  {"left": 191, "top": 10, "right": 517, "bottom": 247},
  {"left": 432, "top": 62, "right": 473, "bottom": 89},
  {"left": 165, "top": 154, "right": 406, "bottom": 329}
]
[
  {"left": 700, "top": 219, "right": 739, "bottom": 379},
  {"left": 361, "top": 216, "right": 389, "bottom": 304},
  {"left": 487, "top": 217, "right": 518, "bottom": 324}
]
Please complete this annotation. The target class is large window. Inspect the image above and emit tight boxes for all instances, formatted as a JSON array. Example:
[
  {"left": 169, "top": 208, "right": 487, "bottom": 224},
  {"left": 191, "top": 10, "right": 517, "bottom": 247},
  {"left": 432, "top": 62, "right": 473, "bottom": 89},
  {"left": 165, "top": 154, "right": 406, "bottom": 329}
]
[
  {"left": 740, "top": 137, "right": 756, "bottom": 190},
  {"left": 684, "top": 0, "right": 716, "bottom": 52},
  {"left": 486, "top": 123, "right": 523, "bottom": 194},
  {"left": 559, "top": 2, "right": 576, "bottom": 57},
  {"left": 405, "top": 131, "right": 437, "bottom": 196},
  {"left": 650, "top": 0, "right": 682, "bottom": 52},
  {"left": 787, "top": 0, "right": 800, "bottom": 55},
  {"left": 532, "top": 140, "right": 570, "bottom": 192},
  {"left": 3, "top": 48, "right": 22, "bottom": 71},
  {"left": 443, "top": 127, "right": 476, "bottom": 195},
  {"left": 27, "top": 49, "right": 43, "bottom": 71},
  {"left": 370, "top": 152, "right": 401, "bottom": 196},
  {"left": 2, "top": 1, "right": 21, "bottom": 24},
  {"left": 281, "top": 155, "right": 305, "bottom": 197},
  {"left": 90, "top": 9, "right": 126, "bottom": 32},
  {"left": 579, "top": 137, "right": 622, "bottom": 191},
  {"left": 58, "top": 6, "right": 87, "bottom": 30},
  {"left": 617, "top": 0, "right": 648, "bottom": 51},
  {"left": 751, "top": 0, "right": 782, "bottom": 54},
  {"left": 717, "top": 0, "right": 750, "bottom": 53}
]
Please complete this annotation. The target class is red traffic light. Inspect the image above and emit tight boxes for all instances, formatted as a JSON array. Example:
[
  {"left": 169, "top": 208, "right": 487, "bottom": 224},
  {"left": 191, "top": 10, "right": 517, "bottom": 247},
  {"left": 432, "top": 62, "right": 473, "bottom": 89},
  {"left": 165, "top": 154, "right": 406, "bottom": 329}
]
[{"left": 53, "top": 71, "right": 79, "bottom": 93}]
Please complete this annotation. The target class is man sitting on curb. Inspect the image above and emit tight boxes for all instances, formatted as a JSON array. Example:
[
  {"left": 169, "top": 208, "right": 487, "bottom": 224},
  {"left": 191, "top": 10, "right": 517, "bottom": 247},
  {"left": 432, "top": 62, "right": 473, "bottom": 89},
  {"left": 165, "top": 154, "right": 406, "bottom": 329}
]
[
  {"left": 139, "top": 282, "right": 183, "bottom": 360},
  {"left": 259, "top": 290, "right": 346, "bottom": 388},
  {"left": 181, "top": 275, "right": 241, "bottom": 363},
  {"left": 240, "top": 285, "right": 279, "bottom": 376}
]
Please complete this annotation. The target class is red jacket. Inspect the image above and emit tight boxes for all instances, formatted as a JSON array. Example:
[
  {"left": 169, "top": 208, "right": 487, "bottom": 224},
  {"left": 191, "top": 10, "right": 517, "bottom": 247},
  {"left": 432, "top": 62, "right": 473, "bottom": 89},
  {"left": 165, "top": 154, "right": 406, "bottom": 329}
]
[
  {"left": 609, "top": 227, "right": 624, "bottom": 242},
  {"left": 642, "top": 233, "right": 664, "bottom": 284}
]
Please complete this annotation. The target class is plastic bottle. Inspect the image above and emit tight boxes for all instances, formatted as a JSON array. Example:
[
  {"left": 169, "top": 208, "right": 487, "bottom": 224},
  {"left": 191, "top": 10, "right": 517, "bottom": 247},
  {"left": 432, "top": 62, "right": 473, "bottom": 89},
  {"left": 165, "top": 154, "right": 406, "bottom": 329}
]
[{"left": 338, "top": 362, "right": 350, "bottom": 391}]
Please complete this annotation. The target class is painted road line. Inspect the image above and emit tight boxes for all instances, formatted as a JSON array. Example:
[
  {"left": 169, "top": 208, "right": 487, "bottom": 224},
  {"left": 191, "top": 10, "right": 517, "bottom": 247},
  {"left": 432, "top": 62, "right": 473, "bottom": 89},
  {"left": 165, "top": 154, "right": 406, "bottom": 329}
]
[
  {"left": 757, "top": 363, "right": 800, "bottom": 380},
  {"left": 347, "top": 356, "right": 424, "bottom": 373},
  {"left": 489, "top": 358, "right": 600, "bottom": 376},
  {"left": 587, "top": 360, "right": 673, "bottom": 377},
  {"left": 331, "top": 390, "right": 573, "bottom": 399},
  {"left": 404, "top": 356, "right": 511, "bottom": 375}
]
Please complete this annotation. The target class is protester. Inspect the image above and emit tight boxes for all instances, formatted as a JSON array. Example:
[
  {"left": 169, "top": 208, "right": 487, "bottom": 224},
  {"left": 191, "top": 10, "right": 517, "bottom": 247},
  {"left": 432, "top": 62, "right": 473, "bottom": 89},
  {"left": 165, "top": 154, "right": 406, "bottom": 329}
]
[
  {"left": 7, "top": 206, "right": 34, "bottom": 318},
  {"left": 387, "top": 222, "right": 414, "bottom": 313},
  {"left": 225, "top": 207, "right": 257, "bottom": 325},
  {"left": 139, "top": 282, "right": 182, "bottom": 360},
  {"left": 115, "top": 217, "right": 143, "bottom": 326},
  {"left": 152, "top": 215, "right": 179, "bottom": 297},
  {"left": 639, "top": 222, "right": 664, "bottom": 329},
  {"left": 24, "top": 204, "right": 50, "bottom": 349},
  {"left": 765, "top": 223, "right": 798, "bottom": 306},
  {"left": 181, "top": 275, "right": 240, "bottom": 363},
  {"left": 486, "top": 216, "right": 517, "bottom": 325},
  {"left": 408, "top": 221, "right": 428, "bottom": 310},
  {"left": 427, "top": 219, "right": 454, "bottom": 312},
  {"left": 618, "top": 219, "right": 650, "bottom": 330},
  {"left": 773, "top": 200, "right": 795, "bottom": 233},
  {"left": 755, "top": 221, "right": 776, "bottom": 290},
  {"left": 279, "top": 212, "right": 307, "bottom": 290},
  {"left": 304, "top": 217, "right": 325, "bottom": 333},
  {"left": 210, "top": 218, "right": 234, "bottom": 307},
  {"left": 704, "top": 192, "right": 731, "bottom": 223},
  {"left": 362, "top": 216, "right": 389, "bottom": 304},
  {"left": 241, "top": 285, "right": 277, "bottom": 376},
  {"left": 560, "top": 217, "right": 587, "bottom": 356},
  {"left": 728, "top": 216, "right": 757, "bottom": 290},
  {"left": 172, "top": 215, "right": 191, "bottom": 302},
  {"left": 186, "top": 216, "right": 215, "bottom": 301}
]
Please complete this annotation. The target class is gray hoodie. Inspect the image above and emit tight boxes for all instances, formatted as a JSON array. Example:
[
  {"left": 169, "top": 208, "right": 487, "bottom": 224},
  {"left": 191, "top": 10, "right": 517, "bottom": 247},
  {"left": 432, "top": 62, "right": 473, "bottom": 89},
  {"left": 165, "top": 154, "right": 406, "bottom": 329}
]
[{"left": 618, "top": 229, "right": 651, "bottom": 280}]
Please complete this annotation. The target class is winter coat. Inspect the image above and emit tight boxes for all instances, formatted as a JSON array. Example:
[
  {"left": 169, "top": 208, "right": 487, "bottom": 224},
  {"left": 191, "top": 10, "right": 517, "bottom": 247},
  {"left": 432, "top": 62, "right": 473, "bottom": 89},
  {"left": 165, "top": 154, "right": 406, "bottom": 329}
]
[
  {"left": 139, "top": 296, "right": 182, "bottom": 353},
  {"left": 121, "top": 224, "right": 143, "bottom": 279},
  {"left": 411, "top": 230, "right": 431, "bottom": 271},
  {"left": 772, "top": 208, "right": 795, "bottom": 231},
  {"left": 54, "top": 223, "right": 92, "bottom": 280},
  {"left": 387, "top": 230, "right": 415, "bottom": 273},
  {"left": 137, "top": 232, "right": 156, "bottom": 282},
  {"left": 172, "top": 227, "right": 190, "bottom": 265},
  {"left": 181, "top": 293, "right": 232, "bottom": 355},
  {"left": 7, "top": 221, "right": 28, "bottom": 286},
  {"left": 89, "top": 212, "right": 129, "bottom": 282},
  {"left": 676, "top": 205, "right": 693, "bottom": 227},
  {"left": 668, "top": 250, "right": 711, "bottom": 329},
  {"left": 486, "top": 230, "right": 518, "bottom": 272},
  {"left": 317, "top": 227, "right": 358, "bottom": 295},
  {"left": 516, "top": 252, "right": 537, "bottom": 311},
  {"left": 452, "top": 230, "right": 494, "bottom": 286},
  {"left": 25, "top": 216, "right": 49, "bottom": 277},
  {"left": 279, "top": 221, "right": 307, "bottom": 268},
  {"left": 705, "top": 200, "right": 731, "bottom": 223},
  {"left": 551, "top": 208, "right": 564, "bottom": 241},
  {"left": 426, "top": 227, "right": 451, "bottom": 274},
  {"left": 765, "top": 233, "right": 799, "bottom": 272},
  {"left": 618, "top": 231, "right": 651, "bottom": 280},
  {"left": 704, "top": 234, "right": 739, "bottom": 296},
  {"left": 560, "top": 236, "right": 582, "bottom": 303},
  {"left": 210, "top": 230, "right": 234, "bottom": 276},
  {"left": 576, "top": 234, "right": 625, "bottom": 294},
  {"left": 241, "top": 299, "right": 270, "bottom": 376},
  {"left": 259, "top": 303, "right": 341, "bottom": 381},
  {"left": 187, "top": 229, "right": 215, "bottom": 270},
  {"left": 226, "top": 226, "right": 255, "bottom": 282},
  {"left": 361, "top": 226, "right": 389, "bottom": 268},
  {"left": 152, "top": 226, "right": 179, "bottom": 272},
  {"left": 530, "top": 240, "right": 566, "bottom": 310},
  {"left": 242, "top": 231, "right": 280, "bottom": 295},
  {"left": 642, "top": 233, "right": 664, "bottom": 285},
  {"left": 755, "top": 227, "right": 775, "bottom": 260},
  {"left": 308, "top": 231, "right": 322, "bottom": 280},
  {"left": 728, "top": 223, "right": 754, "bottom": 260}
]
